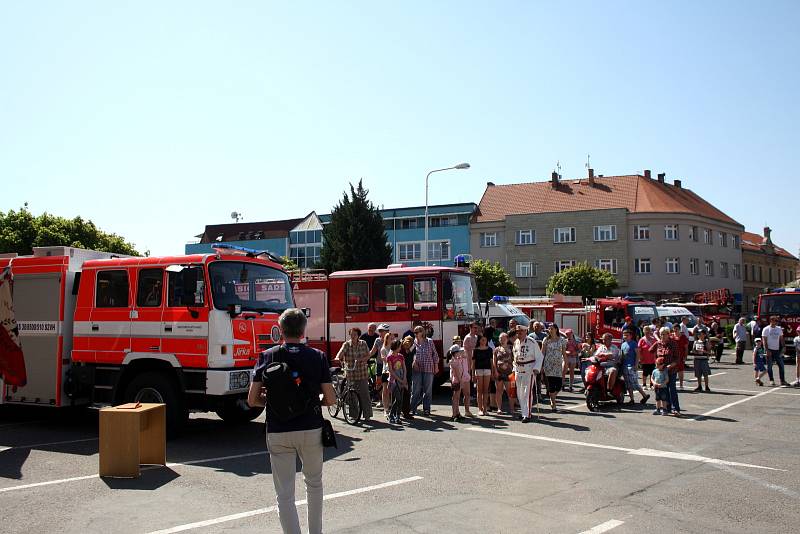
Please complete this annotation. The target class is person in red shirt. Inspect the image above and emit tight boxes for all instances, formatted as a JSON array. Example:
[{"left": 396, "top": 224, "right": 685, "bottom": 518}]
[
  {"left": 671, "top": 323, "right": 689, "bottom": 389},
  {"left": 637, "top": 325, "right": 657, "bottom": 389}
]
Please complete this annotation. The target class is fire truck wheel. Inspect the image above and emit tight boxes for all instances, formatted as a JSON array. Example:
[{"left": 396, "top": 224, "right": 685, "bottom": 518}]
[
  {"left": 216, "top": 398, "right": 264, "bottom": 424},
  {"left": 124, "top": 372, "right": 188, "bottom": 434}
]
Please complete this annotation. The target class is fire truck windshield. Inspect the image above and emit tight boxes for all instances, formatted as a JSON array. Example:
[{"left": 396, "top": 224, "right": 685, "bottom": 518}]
[
  {"left": 760, "top": 294, "right": 800, "bottom": 317},
  {"left": 443, "top": 272, "right": 479, "bottom": 320},
  {"left": 209, "top": 261, "right": 293, "bottom": 314},
  {"left": 628, "top": 304, "right": 657, "bottom": 325}
]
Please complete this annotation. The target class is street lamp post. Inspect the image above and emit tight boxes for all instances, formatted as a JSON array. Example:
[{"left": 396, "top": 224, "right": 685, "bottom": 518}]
[{"left": 425, "top": 163, "right": 470, "bottom": 266}]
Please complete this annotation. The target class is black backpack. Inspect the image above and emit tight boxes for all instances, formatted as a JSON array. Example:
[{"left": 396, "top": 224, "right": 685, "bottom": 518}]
[{"left": 261, "top": 347, "right": 318, "bottom": 422}]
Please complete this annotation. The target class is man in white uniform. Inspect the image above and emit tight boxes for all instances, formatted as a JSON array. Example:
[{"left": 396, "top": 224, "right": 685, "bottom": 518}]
[{"left": 513, "top": 325, "right": 543, "bottom": 423}]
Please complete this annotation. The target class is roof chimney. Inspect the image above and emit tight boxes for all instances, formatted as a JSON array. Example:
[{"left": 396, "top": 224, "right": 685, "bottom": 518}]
[
  {"left": 674, "top": 179, "right": 682, "bottom": 188},
  {"left": 764, "top": 226, "right": 772, "bottom": 242},
  {"left": 551, "top": 171, "right": 559, "bottom": 187},
  {"left": 657, "top": 172, "right": 665, "bottom": 183},
  {"left": 487, "top": 181, "right": 495, "bottom": 187},
  {"left": 644, "top": 169, "right": 651, "bottom": 179},
  {"left": 587, "top": 168, "right": 595, "bottom": 186}
]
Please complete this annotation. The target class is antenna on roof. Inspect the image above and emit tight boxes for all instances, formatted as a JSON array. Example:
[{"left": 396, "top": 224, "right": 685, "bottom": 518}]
[
  {"left": 555, "top": 160, "right": 562, "bottom": 179},
  {"left": 585, "top": 154, "right": 591, "bottom": 170},
  {"left": 231, "top": 211, "right": 242, "bottom": 223}
]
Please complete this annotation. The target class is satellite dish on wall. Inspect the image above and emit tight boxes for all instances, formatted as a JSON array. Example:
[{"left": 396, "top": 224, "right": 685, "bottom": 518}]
[{"left": 231, "top": 211, "right": 242, "bottom": 222}]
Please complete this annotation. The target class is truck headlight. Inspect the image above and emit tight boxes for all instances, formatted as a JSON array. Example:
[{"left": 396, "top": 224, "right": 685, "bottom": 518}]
[{"left": 229, "top": 371, "right": 250, "bottom": 390}]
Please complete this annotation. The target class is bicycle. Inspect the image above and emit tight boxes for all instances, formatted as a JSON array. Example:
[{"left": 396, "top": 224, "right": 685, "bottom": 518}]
[{"left": 328, "top": 367, "right": 362, "bottom": 425}]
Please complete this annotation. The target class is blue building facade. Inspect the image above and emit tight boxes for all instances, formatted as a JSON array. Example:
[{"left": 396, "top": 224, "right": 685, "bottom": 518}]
[{"left": 187, "top": 203, "right": 476, "bottom": 269}]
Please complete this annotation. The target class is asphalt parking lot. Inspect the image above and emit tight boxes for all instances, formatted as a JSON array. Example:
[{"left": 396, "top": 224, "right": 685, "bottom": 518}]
[{"left": 2, "top": 349, "right": 799, "bottom": 534}]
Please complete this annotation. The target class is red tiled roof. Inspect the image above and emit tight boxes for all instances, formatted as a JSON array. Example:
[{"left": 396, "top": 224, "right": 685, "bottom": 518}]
[
  {"left": 474, "top": 174, "right": 741, "bottom": 227},
  {"left": 741, "top": 231, "right": 797, "bottom": 260}
]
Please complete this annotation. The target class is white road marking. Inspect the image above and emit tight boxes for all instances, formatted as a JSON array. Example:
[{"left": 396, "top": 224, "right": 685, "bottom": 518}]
[
  {"left": 1, "top": 437, "right": 97, "bottom": 450},
  {"left": 693, "top": 387, "right": 781, "bottom": 420},
  {"left": 710, "top": 387, "right": 800, "bottom": 396},
  {"left": 466, "top": 428, "right": 783, "bottom": 471},
  {"left": 578, "top": 519, "right": 625, "bottom": 534},
  {"left": 145, "top": 476, "right": 424, "bottom": 534},
  {"left": 0, "top": 450, "right": 265, "bottom": 493},
  {"left": 687, "top": 372, "right": 727, "bottom": 382}
]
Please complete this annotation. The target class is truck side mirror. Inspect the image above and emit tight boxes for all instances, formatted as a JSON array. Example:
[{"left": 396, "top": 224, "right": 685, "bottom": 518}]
[{"left": 302, "top": 307, "right": 311, "bottom": 318}]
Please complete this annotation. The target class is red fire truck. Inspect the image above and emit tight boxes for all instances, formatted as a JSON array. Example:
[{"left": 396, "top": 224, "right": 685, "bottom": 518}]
[
  {"left": 757, "top": 288, "right": 800, "bottom": 359},
  {"left": 292, "top": 263, "right": 480, "bottom": 381},
  {"left": 508, "top": 295, "right": 586, "bottom": 332},
  {"left": 0, "top": 245, "right": 294, "bottom": 431},
  {"left": 591, "top": 296, "right": 659, "bottom": 341}
]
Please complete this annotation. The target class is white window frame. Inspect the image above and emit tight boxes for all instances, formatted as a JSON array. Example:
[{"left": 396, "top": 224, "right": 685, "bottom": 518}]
[
  {"left": 634, "top": 225, "right": 650, "bottom": 241},
  {"left": 593, "top": 225, "right": 617, "bottom": 242},
  {"left": 480, "top": 232, "right": 498, "bottom": 247},
  {"left": 664, "top": 225, "right": 679, "bottom": 241},
  {"left": 634, "top": 258, "right": 651, "bottom": 274},
  {"left": 703, "top": 228, "right": 712, "bottom": 245},
  {"left": 595, "top": 258, "right": 618, "bottom": 274},
  {"left": 689, "top": 226, "right": 698, "bottom": 242},
  {"left": 732, "top": 235, "right": 740, "bottom": 249},
  {"left": 515, "top": 261, "right": 535, "bottom": 278},
  {"left": 720, "top": 261, "right": 729, "bottom": 278},
  {"left": 689, "top": 258, "right": 699, "bottom": 276},
  {"left": 427, "top": 240, "right": 451, "bottom": 261},
  {"left": 719, "top": 232, "right": 727, "bottom": 247},
  {"left": 553, "top": 227, "right": 576, "bottom": 244},
  {"left": 733, "top": 263, "right": 741, "bottom": 279},
  {"left": 554, "top": 260, "right": 576, "bottom": 273},
  {"left": 704, "top": 260, "right": 714, "bottom": 276},
  {"left": 665, "top": 257, "right": 680, "bottom": 274},
  {"left": 429, "top": 215, "right": 458, "bottom": 227},
  {"left": 515, "top": 229, "right": 535, "bottom": 245},
  {"left": 396, "top": 242, "right": 422, "bottom": 261}
]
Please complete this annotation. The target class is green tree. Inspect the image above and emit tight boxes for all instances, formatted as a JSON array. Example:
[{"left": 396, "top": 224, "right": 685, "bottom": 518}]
[
  {"left": 320, "top": 180, "right": 392, "bottom": 273},
  {"left": 280, "top": 256, "right": 300, "bottom": 272},
  {"left": 0, "top": 205, "right": 140, "bottom": 256},
  {"left": 470, "top": 259, "right": 518, "bottom": 300},
  {"left": 545, "top": 262, "right": 618, "bottom": 302}
]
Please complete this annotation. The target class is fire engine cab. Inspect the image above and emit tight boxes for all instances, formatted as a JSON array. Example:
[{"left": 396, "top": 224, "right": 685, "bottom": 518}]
[
  {"left": 0, "top": 245, "right": 294, "bottom": 431},
  {"left": 292, "top": 262, "right": 480, "bottom": 381},
  {"left": 757, "top": 288, "right": 800, "bottom": 359},
  {"left": 591, "top": 296, "right": 658, "bottom": 341}
]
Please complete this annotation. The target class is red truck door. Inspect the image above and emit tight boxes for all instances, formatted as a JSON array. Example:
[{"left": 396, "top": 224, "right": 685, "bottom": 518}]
[
  {"left": 131, "top": 267, "right": 165, "bottom": 355},
  {"left": 87, "top": 268, "right": 133, "bottom": 365}
]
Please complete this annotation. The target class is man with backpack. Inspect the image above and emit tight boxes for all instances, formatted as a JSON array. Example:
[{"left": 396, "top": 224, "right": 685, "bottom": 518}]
[{"left": 248, "top": 308, "right": 336, "bottom": 534}]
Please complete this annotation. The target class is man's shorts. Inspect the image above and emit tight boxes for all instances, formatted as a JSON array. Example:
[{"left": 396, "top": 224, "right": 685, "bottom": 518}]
[
  {"left": 474, "top": 369, "right": 492, "bottom": 377},
  {"left": 655, "top": 387, "right": 669, "bottom": 402},
  {"left": 694, "top": 358, "right": 711, "bottom": 378},
  {"left": 623, "top": 365, "right": 640, "bottom": 387}
]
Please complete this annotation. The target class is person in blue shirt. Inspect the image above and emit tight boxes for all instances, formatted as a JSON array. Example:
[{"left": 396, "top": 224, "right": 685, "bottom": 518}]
[{"left": 621, "top": 329, "right": 650, "bottom": 404}]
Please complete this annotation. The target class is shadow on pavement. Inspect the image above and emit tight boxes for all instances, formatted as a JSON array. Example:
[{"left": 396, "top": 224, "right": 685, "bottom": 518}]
[{"left": 101, "top": 467, "right": 181, "bottom": 490}]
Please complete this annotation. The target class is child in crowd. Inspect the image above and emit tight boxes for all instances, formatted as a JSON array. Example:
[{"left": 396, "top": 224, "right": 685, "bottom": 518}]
[
  {"left": 752, "top": 337, "right": 767, "bottom": 387},
  {"left": 448, "top": 342, "right": 472, "bottom": 422},
  {"left": 386, "top": 339, "right": 407, "bottom": 424},
  {"left": 693, "top": 330, "right": 712, "bottom": 393},
  {"left": 651, "top": 357, "right": 669, "bottom": 415}
]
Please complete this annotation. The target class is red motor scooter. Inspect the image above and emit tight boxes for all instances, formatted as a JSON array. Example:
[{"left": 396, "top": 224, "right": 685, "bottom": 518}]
[{"left": 582, "top": 356, "right": 626, "bottom": 411}]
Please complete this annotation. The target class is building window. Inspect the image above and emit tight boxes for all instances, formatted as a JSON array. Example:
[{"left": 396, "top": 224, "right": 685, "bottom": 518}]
[
  {"left": 703, "top": 228, "right": 712, "bottom": 245},
  {"left": 554, "top": 260, "right": 576, "bottom": 273},
  {"left": 689, "top": 226, "right": 698, "bottom": 242},
  {"left": 427, "top": 240, "right": 450, "bottom": 261},
  {"left": 515, "top": 229, "right": 536, "bottom": 245},
  {"left": 480, "top": 232, "right": 498, "bottom": 247},
  {"left": 733, "top": 264, "right": 741, "bottom": 279},
  {"left": 743, "top": 263, "right": 749, "bottom": 281},
  {"left": 634, "top": 258, "right": 651, "bottom": 274},
  {"left": 665, "top": 258, "right": 680, "bottom": 274},
  {"left": 732, "top": 235, "right": 740, "bottom": 249},
  {"left": 290, "top": 245, "right": 322, "bottom": 269},
  {"left": 664, "top": 225, "right": 679, "bottom": 240},
  {"left": 719, "top": 232, "right": 727, "bottom": 247},
  {"left": 690, "top": 258, "right": 699, "bottom": 276},
  {"left": 397, "top": 242, "right": 421, "bottom": 261},
  {"left": 593, "top": 225, "right": 617, "bottom": 242},
  {"left": 429, "top": 215, "right": 458, "bottom": 227},
  {"left": 516, "top": 261, "right": 536, "bottom": 278},
  {"left": 595, "top": 259, "right": 618, "bottom": 274},
  {"left": 769, "top": 267, "right": 773, "bottom": 283},
  {"left": 705, "top": 260, "right": 714, "bottom": 276},
  {"left": 758, "top": 265, "right": 763, "bottom": 282},
  {"left": 398, "top": 218, "right": 419, "bottom": 230},
  {"left": 634, "top": 225, "right": 650, "bottom": 240},
  {"left": 553, "top": 227, "right": 576, "bottom": 243},
  {"left": 720, "top": 262, "right": 729, "bottom": 278},
  {"left": 785, "top": 269, "right": 790, "bottom": 284}
]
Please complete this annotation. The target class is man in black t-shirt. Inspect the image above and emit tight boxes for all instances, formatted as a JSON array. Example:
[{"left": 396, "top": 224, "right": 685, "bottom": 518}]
[
  {"left": 359, "top": 322, "right": 379, "bottom": 351},
  {"left": 249, "top": 309, "right": 335, "bottom": 534}
]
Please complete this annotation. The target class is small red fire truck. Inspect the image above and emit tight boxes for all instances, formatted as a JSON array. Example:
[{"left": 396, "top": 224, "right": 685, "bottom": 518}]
[
  {"left": 292, "top": 262, "right": 480, "bottom": 381},
  {"left": 0, "top": 245, "right": 294, "bottom": 430},
  {"left": 591, "top": 296, "right": 659, "bottom": 341},
  {"left": 757, "top": 288, "right": 800, "bottom": 359}
]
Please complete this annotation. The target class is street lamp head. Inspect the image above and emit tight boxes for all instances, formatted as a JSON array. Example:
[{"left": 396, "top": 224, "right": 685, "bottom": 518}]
[{"left": 455, "top": 163, "right": 470, "bottom": 170}]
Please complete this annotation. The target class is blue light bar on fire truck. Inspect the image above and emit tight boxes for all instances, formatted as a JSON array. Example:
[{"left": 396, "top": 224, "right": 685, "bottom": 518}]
[
  {"left": 212, "top": 244, "right": 284, "bottom": 264},
  {"left": 454, "top": 254, "right": 472, "bottom": 268},
  {"left": 491, "top": 295, "right": 509, "bottom": 303},
  {"left": 766, "top": 288, "right": 800, "bottom": 293}
]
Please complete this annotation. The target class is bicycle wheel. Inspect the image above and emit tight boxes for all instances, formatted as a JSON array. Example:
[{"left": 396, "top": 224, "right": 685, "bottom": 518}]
[
  {"left": 328, "top": 375, "right": 342, "bottom": 418},
  {"left": 342, "top": 389, "right": 362, "bottom": 425}
]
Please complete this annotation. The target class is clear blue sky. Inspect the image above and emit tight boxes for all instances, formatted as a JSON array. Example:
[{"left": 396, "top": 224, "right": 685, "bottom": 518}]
[{"left": 2, "top": 1, "right": 798, "bottom": 257}]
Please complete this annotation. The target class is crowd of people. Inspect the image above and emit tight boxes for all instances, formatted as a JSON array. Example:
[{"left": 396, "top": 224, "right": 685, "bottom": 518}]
[{"left": 335, "top": 314, "right": 800, "bottom": 425}]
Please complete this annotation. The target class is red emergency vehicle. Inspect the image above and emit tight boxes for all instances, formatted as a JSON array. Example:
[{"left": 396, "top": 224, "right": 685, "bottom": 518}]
[
  {"left": 292, "top": 263, "right": 479, "bottom": 379},
  {"left": 0, "top": 245, "right": 294, "bottom": 430},
  {"left": 508, "top": 295, "right": 586, "bottom": 332},
  {"left": 757, "top": 288, "right": 800, "bottom": 358},
  {"left": 591, "top": 296, "right": 658, "bottom": 341}
]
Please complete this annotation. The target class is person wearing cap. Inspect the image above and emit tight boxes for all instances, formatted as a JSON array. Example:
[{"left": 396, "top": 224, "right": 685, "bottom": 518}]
[
  {"left": 410, "top": 325, "right": 439, "bottom": 416},
  {"left": 752, "top": 337, "right": 767, "bottom": 386},
  {"left": 448, "top": 343, "right": 471, "bottom": 421},
  {"left": 621, "top": 316, "right": 640, "bottom": 340},
  {"left": 513, "top": 325, "right": 543, "bottom": 422}
]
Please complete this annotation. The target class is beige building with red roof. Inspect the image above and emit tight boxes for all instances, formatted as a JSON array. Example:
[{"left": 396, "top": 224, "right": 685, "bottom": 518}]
[
  {"left": 471, "top": 169, "right": 745, "bottom": 300},
  {"left": 741, "top": 227, "right": 799, "bottom": 313}
]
